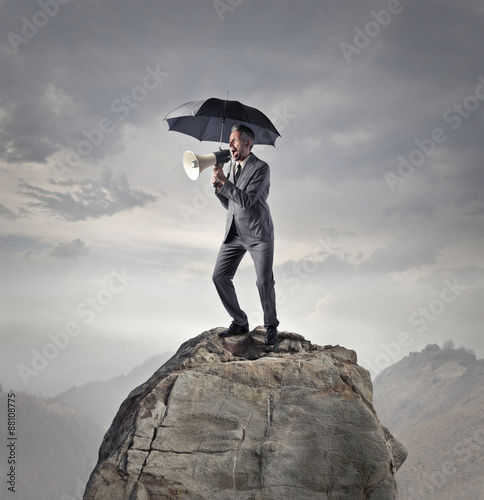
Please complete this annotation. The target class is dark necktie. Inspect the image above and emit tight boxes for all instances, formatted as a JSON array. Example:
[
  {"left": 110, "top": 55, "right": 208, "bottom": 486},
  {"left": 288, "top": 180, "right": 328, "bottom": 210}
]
[{"left": 235, "top": 163, "right": 241, "bottom": 184}]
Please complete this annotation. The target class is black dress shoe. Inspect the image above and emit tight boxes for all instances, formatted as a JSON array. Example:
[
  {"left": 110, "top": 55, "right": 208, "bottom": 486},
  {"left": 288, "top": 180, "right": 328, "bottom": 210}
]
[
  {"left": 264, "top": 326, "right": 278, "bottom": 345},
  {"left": 218, "top": 321, "right": 249, "bottom": 338}
]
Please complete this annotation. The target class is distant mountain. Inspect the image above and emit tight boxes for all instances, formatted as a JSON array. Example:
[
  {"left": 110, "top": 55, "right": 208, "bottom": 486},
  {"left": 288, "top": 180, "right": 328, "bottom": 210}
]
[
  {"left": 0, "top": 389, "right": 105, "bottom": 500},
  {"left": 373, "top": 342, "right": 484, "bottom": 500},
  {"left": 55, "top": 351, "right": 172, "bottom": 428}
]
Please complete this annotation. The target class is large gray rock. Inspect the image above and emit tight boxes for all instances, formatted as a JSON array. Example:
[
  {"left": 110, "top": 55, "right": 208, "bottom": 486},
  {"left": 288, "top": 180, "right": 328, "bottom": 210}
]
[{"left": 83, "top": 328, "right": 407, "bottom": 500}]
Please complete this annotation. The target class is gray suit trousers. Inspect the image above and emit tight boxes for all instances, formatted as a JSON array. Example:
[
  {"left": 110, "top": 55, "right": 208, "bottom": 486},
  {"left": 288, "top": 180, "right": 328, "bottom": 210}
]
[{"left": 212, "top": 234, "right": 279, "bottom": 328}]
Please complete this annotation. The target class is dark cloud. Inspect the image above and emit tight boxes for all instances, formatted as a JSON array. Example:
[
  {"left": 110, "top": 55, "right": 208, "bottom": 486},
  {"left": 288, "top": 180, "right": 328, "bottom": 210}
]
[
  {"left": 0, "top": 202, "right": 18, "bottom": 220},
  {"left": 0, "top": 202, "right": 33, "bottom": 220},
  {"left": 14, "top": 238, "right": 89, "bottom": 261},
  {"left": 19, "top": 167, "right": 157, "bottom": 220},
  {"left": 44, "top": 237, "right": 90, "bottom": 260},
  {"left": 0, "top": 1, "right": 174, "bottom": 164},
  {"left": 359, "top": 236, "right": 441, "bottom": 274}
]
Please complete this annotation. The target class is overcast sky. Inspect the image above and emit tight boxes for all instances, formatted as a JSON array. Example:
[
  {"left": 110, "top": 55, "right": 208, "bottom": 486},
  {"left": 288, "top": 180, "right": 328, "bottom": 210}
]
[{"left": 1, "top": 0, "right": 483, "bottom": 396}]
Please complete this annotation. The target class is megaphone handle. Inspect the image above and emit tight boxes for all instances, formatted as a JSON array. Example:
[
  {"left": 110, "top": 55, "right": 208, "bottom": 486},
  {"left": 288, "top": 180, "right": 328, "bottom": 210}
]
[{"left": 213, "top": 165, "right": 229, "bottom": 189}]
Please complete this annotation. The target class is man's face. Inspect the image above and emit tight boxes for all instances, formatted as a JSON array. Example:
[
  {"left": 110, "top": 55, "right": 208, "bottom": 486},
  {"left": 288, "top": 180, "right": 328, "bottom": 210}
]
[{"left": 229, "top": 131, "right": 251, "bottom": 162}]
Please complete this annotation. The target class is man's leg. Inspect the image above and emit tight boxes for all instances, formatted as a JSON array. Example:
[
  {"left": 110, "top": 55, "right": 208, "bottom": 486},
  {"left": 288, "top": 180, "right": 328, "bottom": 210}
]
[
  {"left": 212, "top": 236, "right": 248, "bottom": 326},
  {"left": 247, "top": 240, "right": 279, "bottom": 328}
]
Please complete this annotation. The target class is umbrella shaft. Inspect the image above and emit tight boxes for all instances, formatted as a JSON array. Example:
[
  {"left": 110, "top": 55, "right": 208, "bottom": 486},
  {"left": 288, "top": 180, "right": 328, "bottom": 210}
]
[{"left": 219, "top": 117, "right": 226, "bottom": 149}]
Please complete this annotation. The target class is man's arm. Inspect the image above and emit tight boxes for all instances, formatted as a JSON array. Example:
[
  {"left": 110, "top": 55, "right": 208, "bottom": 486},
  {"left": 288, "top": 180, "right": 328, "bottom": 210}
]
[{"left": 216, "top": 162, "right": 270, "bottom": 209}]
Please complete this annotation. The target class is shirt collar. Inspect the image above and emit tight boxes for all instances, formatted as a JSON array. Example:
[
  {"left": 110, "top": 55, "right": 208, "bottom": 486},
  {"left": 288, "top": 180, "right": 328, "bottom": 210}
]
[{"left": 237, "top": 152, "right": 251, "bottom": 170}]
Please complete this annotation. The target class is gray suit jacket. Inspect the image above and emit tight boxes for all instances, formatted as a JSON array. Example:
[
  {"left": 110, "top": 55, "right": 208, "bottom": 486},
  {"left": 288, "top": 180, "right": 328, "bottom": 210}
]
[{"left": 216, "top": 153, "right": 274, "bottom": 245}]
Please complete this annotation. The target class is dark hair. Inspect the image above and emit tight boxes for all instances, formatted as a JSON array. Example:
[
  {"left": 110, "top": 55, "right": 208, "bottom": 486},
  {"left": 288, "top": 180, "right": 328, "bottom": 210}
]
[{"left": 231, "top": 124, "right": 255, "bottom": 150}]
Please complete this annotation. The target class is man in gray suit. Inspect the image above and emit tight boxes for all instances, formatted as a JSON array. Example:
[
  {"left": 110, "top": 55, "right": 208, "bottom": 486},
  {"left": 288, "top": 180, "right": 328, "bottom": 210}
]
[{"left": 212, "top": 124, "right": 279, "bottom": 345}]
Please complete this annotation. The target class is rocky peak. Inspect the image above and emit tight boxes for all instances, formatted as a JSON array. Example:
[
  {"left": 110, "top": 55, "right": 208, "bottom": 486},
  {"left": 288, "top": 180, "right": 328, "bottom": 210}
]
[{"left": 83, "top": 328, "right": 407, "bottom": 499}]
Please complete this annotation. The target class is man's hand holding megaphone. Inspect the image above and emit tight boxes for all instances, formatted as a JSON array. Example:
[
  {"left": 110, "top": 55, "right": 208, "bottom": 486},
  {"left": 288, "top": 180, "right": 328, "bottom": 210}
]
[{"left": 212, "top": 164, "right": 227, "bottom": 190}]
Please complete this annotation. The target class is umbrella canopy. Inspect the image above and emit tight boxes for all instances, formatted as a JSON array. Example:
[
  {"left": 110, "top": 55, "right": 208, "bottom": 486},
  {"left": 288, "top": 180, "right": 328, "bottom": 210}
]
[{"left": 164, "top": 97, "right": 280, "bottom": 146}]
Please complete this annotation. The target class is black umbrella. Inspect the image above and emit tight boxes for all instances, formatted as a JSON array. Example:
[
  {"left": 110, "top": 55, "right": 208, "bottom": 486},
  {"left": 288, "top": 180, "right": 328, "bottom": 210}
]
[{"left": 164, "top": 97, "right": 281, "bottom": 147}]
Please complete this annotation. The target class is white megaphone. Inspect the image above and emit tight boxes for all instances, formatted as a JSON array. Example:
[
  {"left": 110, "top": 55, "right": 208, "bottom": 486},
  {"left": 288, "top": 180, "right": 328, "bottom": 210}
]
[{"left": 183, "top": 149, "right": 231, "bottom": 180}]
